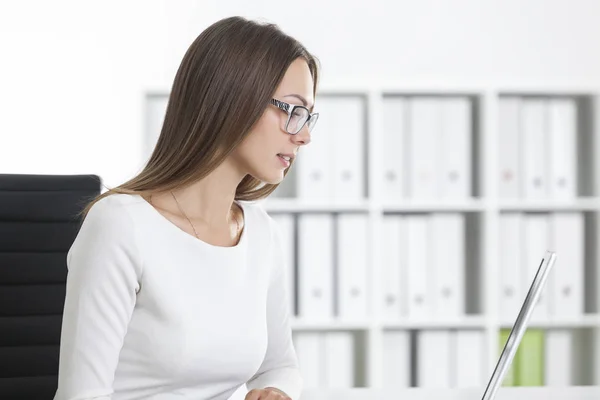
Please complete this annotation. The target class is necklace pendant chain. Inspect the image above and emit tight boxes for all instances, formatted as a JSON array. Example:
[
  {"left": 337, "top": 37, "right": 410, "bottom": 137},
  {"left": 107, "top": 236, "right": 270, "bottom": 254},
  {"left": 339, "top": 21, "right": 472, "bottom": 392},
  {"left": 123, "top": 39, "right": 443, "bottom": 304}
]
[{"left": 170, "top": 191, "right": 239, "bottom": 240}]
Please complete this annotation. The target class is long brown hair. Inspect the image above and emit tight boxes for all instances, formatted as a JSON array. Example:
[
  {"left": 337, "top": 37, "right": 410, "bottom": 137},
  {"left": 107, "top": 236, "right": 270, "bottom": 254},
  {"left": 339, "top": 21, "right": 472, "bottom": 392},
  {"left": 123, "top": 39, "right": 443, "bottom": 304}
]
[{"left": 80, "top": 16, "right": 320, "bottom": 218}]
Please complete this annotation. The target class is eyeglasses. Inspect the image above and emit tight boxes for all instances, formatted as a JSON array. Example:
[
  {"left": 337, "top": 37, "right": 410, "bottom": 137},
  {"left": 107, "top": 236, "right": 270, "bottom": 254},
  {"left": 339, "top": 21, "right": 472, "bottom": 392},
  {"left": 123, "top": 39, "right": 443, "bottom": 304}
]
[{"left": 270, "top": 98, "right": 319, "bottom": 135}]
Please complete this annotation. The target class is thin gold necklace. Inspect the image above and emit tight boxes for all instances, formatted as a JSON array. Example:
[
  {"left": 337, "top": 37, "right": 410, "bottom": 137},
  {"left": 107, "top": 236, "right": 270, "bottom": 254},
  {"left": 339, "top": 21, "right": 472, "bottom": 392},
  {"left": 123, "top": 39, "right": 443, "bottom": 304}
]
[{"left": 168, "top": 191, "right": 240, "bottom": 240}]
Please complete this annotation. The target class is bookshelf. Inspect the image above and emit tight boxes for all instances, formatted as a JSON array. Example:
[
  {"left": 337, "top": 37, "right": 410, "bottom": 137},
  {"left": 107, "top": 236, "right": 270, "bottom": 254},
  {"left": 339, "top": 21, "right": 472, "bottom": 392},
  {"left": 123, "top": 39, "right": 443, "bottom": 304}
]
[{"left": 144, "top": 82, "right": 600, "bottom": 390}]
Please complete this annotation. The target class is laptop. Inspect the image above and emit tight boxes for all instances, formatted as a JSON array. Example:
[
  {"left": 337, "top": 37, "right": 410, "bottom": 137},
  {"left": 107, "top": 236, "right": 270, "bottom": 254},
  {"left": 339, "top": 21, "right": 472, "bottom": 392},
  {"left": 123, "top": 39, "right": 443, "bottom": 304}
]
[{"left": 480, "top": 250, "right": 557, "bottom": 400}]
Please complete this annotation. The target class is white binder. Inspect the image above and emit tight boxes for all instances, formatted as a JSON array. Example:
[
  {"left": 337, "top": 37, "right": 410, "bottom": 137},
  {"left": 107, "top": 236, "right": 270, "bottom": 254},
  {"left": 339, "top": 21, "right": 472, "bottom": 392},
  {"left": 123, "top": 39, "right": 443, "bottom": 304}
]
[
  {"left": 406, "top": 215, "right": 431, "bottom": 319},
  {"left": 498, "top": 97, "right": 521, "bottom": 198},
  {"left": 337, "top": 213, "right": 369, "bottom": 319},
  {"left": 145, "top": 94, "right": 169, "bottom": 162},
  {"left": 417, "top": 330, "right": 452, "bottom": 387},
  {"left": 297, "top": 214, "right": 334, "bottom": 320},
  {"left": 439, "top": 97, "right": 472, "bottom": 198},
  {"left": 323, "top": 332, "right": 355, "bottom": 388},
  {"left": 382, "top": 330, "right": 411, "bottom": 388},
  {"left": 407, "top": 97, "right": 440, "bottom": 199},
  {"left": 325, "top": 96, "right": 366, "bottom": 203},
  {"left": 454, "top": 330, "right": 486, "bottom": 387},
  {"left": 549, "top": 212, "right": 584, "bottom": 317},
  {"left": 382, "top": 215, "right": 407, "bottom": 320},
  {"left": 548, "top": 98, "right": 577, "bottom": 199},
  {"left": 544, "top": 329, "right": 573, "bottom": 386},
  {"left": 523, "top": 213, "right": 550, "bottom": 321},
  {"left": 520, "top": 99, "right": 548, "bottom": 199},
  {"left": 292, "top": 332, "right": 322, "bottom": 388},
  {"left": 431, "top": 213, "right": 465, "bottom": 317},
  {"left": 296, "top": 101, "right": 334, "bottom": 202},
  {"left": 270, "top": 213, "right": 296, "bottom": 316},
  {"left": 499, "top": 213, "right": 524, "bottom": 321},
  {"left": 382, "top": 97, "right": 407, "bottom": 202}
]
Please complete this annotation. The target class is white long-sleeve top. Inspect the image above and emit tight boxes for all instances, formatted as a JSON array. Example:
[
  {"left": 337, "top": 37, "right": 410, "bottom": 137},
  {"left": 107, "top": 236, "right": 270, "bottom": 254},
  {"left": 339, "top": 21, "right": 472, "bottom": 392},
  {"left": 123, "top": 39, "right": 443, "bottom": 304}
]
[{"left": 54, "top": 193, "right": 302, "bottom": 400}]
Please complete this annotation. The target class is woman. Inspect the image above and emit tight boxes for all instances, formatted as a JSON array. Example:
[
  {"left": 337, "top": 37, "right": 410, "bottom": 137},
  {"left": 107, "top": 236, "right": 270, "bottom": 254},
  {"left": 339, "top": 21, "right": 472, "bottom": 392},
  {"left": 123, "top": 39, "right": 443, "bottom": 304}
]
[{"left": 54, "top": 15, "right": 320, "bottom": 400}]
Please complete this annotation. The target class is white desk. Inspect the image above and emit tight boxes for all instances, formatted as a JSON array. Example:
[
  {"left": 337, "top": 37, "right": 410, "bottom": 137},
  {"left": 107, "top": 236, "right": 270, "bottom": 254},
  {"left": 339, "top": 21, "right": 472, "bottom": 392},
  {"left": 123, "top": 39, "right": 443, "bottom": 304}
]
[{"left": 299, "top": 386, "right": 600, "bottom": 400}]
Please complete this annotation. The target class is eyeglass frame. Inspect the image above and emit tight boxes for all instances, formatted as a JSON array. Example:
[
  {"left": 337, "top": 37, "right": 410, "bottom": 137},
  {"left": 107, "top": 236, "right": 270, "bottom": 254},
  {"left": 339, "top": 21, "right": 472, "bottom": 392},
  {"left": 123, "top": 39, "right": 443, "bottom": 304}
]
[{"left": 270, "top": 98, "right": 319, "bottom": 135}]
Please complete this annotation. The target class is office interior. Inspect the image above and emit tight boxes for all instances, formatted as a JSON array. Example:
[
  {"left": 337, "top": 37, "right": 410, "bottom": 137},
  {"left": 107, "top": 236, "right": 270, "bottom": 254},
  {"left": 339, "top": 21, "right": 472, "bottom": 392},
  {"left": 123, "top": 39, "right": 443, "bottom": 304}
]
[{"left": 2, "top": 1, "right": 600, "bottom": 399}]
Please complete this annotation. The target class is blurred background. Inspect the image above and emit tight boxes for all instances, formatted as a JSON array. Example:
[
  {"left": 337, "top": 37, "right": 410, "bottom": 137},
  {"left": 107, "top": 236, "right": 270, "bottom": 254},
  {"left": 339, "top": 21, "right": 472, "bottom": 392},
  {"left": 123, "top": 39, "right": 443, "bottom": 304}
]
[
  {"left": 3, "top": 0, "right": 600, "bottom": 184},
  {"left": 2, "top": 0, "right": 600, "bottom": 396}
]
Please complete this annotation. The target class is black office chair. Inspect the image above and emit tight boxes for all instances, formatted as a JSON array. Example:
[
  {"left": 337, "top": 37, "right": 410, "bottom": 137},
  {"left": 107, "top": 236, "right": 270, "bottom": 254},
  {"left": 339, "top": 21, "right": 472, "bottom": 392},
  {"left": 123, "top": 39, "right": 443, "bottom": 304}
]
[{"left": 0, "top": 174, "right": 102, "bottom": 399}]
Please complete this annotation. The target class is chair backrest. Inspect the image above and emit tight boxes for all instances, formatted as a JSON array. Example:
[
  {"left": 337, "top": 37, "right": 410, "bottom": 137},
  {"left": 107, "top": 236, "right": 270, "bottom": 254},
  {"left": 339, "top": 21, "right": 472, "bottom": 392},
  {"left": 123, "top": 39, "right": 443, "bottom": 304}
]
[{"left": 0, "top": 174, "right": 101, "bottom": 399}]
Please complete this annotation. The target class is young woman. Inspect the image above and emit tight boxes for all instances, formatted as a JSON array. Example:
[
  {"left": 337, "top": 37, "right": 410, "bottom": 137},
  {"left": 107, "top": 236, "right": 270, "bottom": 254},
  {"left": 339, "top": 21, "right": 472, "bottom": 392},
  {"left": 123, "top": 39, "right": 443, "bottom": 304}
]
[{"left": 54, "top": 15, "right": 320, "bottom": 400}]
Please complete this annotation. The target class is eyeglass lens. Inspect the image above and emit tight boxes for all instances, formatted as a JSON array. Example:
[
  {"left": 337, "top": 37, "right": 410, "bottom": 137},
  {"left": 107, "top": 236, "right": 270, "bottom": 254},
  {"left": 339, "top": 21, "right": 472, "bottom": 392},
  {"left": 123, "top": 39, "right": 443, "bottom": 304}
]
[{"left": 287, "top": 107, "right": 318, "bottom": 134}]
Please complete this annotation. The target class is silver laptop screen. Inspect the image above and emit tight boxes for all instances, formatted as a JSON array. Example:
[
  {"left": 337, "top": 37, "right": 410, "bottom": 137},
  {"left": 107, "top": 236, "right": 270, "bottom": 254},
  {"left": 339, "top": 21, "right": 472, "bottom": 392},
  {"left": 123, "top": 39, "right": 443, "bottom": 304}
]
[{"left": 481, "top": 250, "right": 557, "bottom": 400}]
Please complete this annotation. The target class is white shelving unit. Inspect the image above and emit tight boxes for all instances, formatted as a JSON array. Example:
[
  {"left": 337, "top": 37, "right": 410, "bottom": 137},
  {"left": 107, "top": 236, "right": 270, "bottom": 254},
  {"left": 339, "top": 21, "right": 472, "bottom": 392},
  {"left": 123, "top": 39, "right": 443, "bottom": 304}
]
[{"left": 144, "top": 82, "right": 600, "bottom": 390}]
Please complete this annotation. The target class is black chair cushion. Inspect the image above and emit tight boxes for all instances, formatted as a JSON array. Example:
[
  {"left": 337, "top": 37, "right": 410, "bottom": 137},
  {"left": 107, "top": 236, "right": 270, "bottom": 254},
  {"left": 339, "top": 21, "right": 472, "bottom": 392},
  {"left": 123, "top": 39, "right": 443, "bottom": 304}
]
[{"left": 0, "top": 174, "right": 101, "bottom": 399}]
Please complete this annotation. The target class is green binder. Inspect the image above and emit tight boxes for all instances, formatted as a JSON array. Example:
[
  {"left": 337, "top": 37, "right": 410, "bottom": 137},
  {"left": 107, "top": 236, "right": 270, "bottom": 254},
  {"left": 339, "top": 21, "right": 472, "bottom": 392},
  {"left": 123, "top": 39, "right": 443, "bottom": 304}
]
[
  {"left": 499, "top": 329, "right": 545, "bottom": 386},
  {"left": 499, "top": 329, "right": 517, "bottom": 386},
  {"left": 516, "top": 329, "right": 545, "bottom": 386}
]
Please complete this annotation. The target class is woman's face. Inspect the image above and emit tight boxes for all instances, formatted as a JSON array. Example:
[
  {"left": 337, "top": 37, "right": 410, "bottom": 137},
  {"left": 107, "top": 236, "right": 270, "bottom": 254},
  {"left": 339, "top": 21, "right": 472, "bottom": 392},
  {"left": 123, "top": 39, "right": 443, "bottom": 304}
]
[{"left": 231, "top": 57, "right": 315, "bottom": 185}]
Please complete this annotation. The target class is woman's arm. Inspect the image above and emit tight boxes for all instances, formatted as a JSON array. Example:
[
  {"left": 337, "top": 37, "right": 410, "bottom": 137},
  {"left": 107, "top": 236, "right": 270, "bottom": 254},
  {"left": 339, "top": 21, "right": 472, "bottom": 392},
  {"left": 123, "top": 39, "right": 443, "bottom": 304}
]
[
  {"left": 54, "top": 198, "right": 143, "bottom": 400},
  {"left": 245, "top": 216, "right": 303, "bottom": 400}
]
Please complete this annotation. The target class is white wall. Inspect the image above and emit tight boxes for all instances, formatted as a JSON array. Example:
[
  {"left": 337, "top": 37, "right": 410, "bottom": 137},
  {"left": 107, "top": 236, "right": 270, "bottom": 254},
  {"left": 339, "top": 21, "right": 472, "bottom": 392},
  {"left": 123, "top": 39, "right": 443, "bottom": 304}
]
[{"left": 2, "top": 0, "right": 600, "bottom": 187}]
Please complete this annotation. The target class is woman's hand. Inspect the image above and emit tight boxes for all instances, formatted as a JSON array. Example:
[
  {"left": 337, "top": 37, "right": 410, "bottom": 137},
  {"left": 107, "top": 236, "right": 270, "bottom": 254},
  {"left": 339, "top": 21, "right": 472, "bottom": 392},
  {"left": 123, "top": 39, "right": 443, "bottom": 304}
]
[{"left": 244, "top": 387, "right": 291, "bottom": 400}]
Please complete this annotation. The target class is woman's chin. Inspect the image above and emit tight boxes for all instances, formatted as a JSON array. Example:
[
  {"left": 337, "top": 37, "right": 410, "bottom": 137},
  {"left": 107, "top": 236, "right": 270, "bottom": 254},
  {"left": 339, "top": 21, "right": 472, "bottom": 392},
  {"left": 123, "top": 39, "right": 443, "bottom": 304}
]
[
  {"left": 246, "top": 168, "right": 285, "bottom": 186},
  {"left": 264, "top": 175, "right": 285, "bottom": 186},
  {"left": 259, "top": 170, "right": 285, "bottom": 186}
]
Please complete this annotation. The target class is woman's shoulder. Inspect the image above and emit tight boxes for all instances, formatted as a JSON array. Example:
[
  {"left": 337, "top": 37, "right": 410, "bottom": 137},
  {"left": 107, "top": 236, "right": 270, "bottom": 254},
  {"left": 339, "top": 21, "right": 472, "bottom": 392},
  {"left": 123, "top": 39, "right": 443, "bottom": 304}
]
[
  {"left": 82, "top": 193, "right": 145, "bottom": 230},
  {"left": 238, "top": 200, "right": 275, "bottom": 227},
  {"left": 238, "top": 200, "right": 285, "bottom": 245},
  {"left": 69, "top": 193, "right": 144, "bottom": 277}
]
